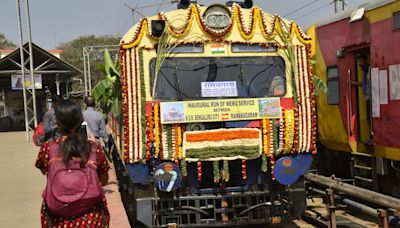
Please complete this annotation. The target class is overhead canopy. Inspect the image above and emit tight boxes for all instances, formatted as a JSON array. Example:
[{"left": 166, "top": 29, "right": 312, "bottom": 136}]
[{"left": 0, "top": 42, "right": 81, "bottom": 90}]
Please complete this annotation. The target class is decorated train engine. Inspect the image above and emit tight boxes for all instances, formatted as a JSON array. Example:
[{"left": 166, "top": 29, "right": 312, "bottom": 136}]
[
  {"left": 308, "top": 0, "right": 400, "bottom": 196},
  {"left": 109, "top": 1, "right": 317, "bottom": 227}
]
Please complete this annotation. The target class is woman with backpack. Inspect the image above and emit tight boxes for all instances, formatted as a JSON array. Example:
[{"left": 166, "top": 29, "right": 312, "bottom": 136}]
[{"left": 35, "top": 100, "right": 110, "bottom": 227}]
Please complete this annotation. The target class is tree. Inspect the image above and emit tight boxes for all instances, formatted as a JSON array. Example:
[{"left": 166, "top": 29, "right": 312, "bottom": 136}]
[
  {"left": 92, "top": 49, "right": 121, "bottom": 115},
  {"left": 0, "top": 33, "right": 17, "bottom": 49},
  {"left": 56, "top": 35, "right": 121, "bottom": 88}
]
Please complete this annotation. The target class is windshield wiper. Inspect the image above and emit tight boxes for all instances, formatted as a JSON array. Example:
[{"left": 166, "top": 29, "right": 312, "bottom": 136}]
[
  {"left": 173, "top": 72, "right": 182, "bottom": 101},
  {"left": 247, "top": 65, "right": 273, "bottom": 97}
]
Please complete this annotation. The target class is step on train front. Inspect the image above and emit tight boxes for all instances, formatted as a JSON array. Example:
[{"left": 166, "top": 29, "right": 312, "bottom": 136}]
[{"left": 109, "top": 1, "right": 317, "bottom": 227}]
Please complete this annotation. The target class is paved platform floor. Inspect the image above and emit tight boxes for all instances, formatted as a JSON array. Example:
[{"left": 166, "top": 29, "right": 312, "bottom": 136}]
[{"left": 0, "top": 132, "right": 130, "bottom": 228}]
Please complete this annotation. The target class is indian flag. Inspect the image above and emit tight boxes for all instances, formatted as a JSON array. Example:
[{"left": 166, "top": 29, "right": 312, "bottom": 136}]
[
  {"left": 211, "top": 44, "right": 225, "bottom": 54},
  {"left": 182, "top": 128, "right": 262, "bottom": 161}
]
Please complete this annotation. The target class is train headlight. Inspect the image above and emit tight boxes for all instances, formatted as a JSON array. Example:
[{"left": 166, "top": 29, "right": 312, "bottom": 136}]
[{"left": 203, "top": 4, "right": 231, "bottom": 29}]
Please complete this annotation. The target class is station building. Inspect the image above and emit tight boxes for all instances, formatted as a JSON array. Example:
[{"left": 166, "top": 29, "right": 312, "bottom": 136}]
[{"left": 0, "top": 43, "right": 81, "bottom": 131}]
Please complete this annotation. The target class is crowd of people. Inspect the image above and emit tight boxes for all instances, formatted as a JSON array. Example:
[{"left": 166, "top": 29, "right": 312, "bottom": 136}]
[{"left": 35, "top": 97, "right": 111, "bottom": 227}]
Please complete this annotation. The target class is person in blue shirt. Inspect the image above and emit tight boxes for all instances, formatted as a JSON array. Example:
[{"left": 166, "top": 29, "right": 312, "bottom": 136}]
[
  {"left": 82, "top": 96, "right": 109, "bottom": 148},
  {"left": 357, "top": 54, "right": 372, "bottom": 145}
]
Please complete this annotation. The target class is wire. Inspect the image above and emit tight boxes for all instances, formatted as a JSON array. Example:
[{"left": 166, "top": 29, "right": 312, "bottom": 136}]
[
  {"left": 134, "top": 0, "right": 142, "bottom": 8},
  {"left": 155, "top": 0, "right": 167, "bottom": 14},
  {"left": 136, "top": 2, "right": 172, "bottom": 9},
  {"left": 116, "top": 14, "right": 135, "bottom": 36},
  {"left": 283, "top": 0, "right": 321, "bottom": 17},
  {"left": 294, "top": 1, "right": 335, "bottom": 21}
]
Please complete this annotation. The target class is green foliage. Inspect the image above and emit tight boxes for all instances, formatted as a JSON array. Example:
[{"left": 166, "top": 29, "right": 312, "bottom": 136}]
[
  {"left": 91, "top": 49, "right": 121, "bottom": 115},
  {"left": 312, "top": 75, "right": 328, "bottom": 97},
  {"left": 0, "top": 33, "right": 16, "bottom": 49},
  {"left": 276, "top": 20, "right": 299, "bottom": 107},
  {"left": 152, "top": 32, "right": 179, "bottom": 97}
]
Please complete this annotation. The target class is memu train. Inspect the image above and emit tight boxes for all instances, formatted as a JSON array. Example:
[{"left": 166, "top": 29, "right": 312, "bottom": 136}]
[{"left": 108, "top": 1, "right": 317, "bottom": 227}]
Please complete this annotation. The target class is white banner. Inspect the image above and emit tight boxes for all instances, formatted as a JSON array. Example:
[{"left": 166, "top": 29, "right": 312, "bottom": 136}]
[
  {"left": 11, "top": 74, "right": 42, "bottom": 90},
  {"left": 389, "top": 64, "right": 400, "bottom": 100},
  {"left": 371, "top": 68, "right": 380, "bottom": 117},
  {"left": 201, "top": 81, "right": 238, "bottom": 97},
  {"left": 379, "top": 70, "right": 388, "bottom": 105}
]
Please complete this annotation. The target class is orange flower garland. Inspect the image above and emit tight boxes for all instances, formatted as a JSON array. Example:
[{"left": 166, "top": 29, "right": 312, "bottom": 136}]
[
  {"left": 306, "top": 44, "right": 317, "bottom": 154},
  {"left": 173, "top": 124, "right": 183, "bottom": 161},
  {"left": 241, "top": 160, "right": 247, "bottom": 180},
  {"left": 185, "top": 129, "right": 259, "bottom": 142},
  {"left": 145, "top": 113, "right": 155, "bottom": 160},
  {"left": 197, "top": 160, "right": 202, "bottom": 182}
]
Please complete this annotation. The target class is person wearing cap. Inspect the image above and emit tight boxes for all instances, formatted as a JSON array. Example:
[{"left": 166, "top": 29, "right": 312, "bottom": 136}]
[{"left": 83, "top": 96, "right": 109, "bottom": 148}]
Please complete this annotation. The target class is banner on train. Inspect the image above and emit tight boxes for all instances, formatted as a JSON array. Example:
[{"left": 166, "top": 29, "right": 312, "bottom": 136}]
[{"left": 160, "top": 97, "right": 281, "bottom": 124}]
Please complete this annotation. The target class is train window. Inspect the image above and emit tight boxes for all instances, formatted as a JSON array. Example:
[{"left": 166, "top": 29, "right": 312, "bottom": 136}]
[
  {"left": 149, "top": 56, "right": 286, "bottom": 101},
  {"left": 327, "top": 66, "right": 339, "bottom": 105},
  {"left": 393, "top": 11, "right": 400, "bottom": 30}
]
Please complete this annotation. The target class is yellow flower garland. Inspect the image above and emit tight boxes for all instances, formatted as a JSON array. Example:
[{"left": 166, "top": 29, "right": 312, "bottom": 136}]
[
  {"left": 154, "top": 102, "right": 160, "bottom": 158},
  {"left": 284, "top": 109, "right": 295, "bottom": 154},
  {"left": 121, "top": 4, "right": 311, "bottom": 50}
]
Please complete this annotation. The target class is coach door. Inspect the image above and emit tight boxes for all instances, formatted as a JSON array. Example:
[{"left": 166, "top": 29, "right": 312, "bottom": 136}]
[{"left": 345, "top": 48, "right": 371, "bottom": 153}]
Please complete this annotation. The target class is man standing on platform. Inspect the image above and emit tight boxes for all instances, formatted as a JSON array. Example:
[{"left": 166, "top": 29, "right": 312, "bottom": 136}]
[{"left": 83, "top": 96, "right": 109, "bottom": 148}]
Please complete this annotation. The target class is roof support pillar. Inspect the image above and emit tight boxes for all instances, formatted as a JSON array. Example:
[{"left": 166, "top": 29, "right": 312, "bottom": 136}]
[
  {"left": 26, "top": 0, "right": 37, "bottom": 127},
  {"left": 16, "top": 0, "right": 30, "bottom": 141}
]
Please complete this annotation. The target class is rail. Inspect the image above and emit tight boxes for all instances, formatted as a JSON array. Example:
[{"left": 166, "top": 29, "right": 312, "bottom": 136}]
[{"left": 305, "top": 173, "right": 400, "bottom": 228}]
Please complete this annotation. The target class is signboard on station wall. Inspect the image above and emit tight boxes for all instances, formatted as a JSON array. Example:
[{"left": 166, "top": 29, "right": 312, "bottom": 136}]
[
  {"left": 160, "top": 97, "right": 281, "bottom": 124},
  {"left": 11, "top": 74, "right": 42, "bottom": 90}
]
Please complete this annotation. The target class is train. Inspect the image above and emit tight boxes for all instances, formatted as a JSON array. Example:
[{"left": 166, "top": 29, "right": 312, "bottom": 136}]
[
  {"left": 108, "top": 0, "right": 317, "bottom": 227},
  {"left": 308, "top": 0, "right": 400, "bottom": 197}
]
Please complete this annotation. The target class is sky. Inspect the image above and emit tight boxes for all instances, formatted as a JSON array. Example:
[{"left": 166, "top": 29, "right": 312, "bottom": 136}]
[{"left": 0, "top": 0, "right": 368, "bottom": 49}]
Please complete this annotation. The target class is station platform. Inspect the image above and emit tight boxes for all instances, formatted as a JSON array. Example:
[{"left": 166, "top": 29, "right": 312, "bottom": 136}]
[{"left": 0, "top": 132, "right": 130, "bottom": 227}]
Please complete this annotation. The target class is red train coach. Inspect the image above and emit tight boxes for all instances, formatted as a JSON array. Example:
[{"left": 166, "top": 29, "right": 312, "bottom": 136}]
[{"left": 308, "top": 0, "right": 400, "bottom": 196}]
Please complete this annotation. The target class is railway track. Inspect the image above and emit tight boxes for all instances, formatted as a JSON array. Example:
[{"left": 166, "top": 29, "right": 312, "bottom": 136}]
[{"left": 297, "top": 173, "right": 400, "bottom": 228}]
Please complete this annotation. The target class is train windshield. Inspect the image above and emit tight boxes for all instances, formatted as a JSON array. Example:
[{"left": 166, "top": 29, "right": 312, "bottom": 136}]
[{"left": 150, "top": 56, "right": 286, "bottom": 101}]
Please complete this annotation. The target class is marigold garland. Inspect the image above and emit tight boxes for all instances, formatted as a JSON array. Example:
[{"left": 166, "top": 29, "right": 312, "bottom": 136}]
[
  {"left": 261, "top": 118, "right": 272, "bottom": 172},
  {"left": 307, "top": 44, "right": 317, "bottom": 154},
  {"left": 270, "top": 155, "right": 276, "bottom": 180},
  {"left": 241, "top": 160, "right": 247, "bottom": 180},
  {"left": 133, "top": 48, "right": 141, "bottom": 161},
  {"left": 181, "top": 159, "right": 187, "bottom": 177},
  {"left": 139, "top": 49, "right": 147, "bottom": 161},
  {"left": 154, "top": 102, "right": 162, "bottom": 158},
  {"left": 185, "top": 129, "right": 260, "bottom": 142},
  {"left": 173, "top": 124, "right": 183, "bottom": 161},
  {"left": 121, "top": 4, "right": 311, "bottom": 50},
  {"left": 284, "top": 109, "right": 295, "bottom": 154},
  {"left": 119, "top": 47, "right": 129, "bottom": 162},
  {"left": 223, "top": 160, "right": 230, "bottom": 182},
  {"left": 197, "top": 160, "right": 202, "bottom": 182},
  {"left": 213, "top": 161, "right": 220, "bottom": 183},
  {"left": 166, "top": 125, "right": 173, "bottom": 158},
  {"left": 185, "top": 146, "right": 260, "bottom": 161},
  {"left": 272, "top": 121, "right": 279, "bottom": 156},
  {"left": 300, "top": 45, "right": 311, "bottom": 153},
  {"left": 261, "top": 119, "right": 271, "bottom": 157},
  {"left": 296, "top": 45, "right": 306, "bottom": 153},
  {"left": 279, "top": 114, "right": 285, "bottom": 154},
  {"left": 261, "top": 155, "right": 268, "bottom": 172},
  {"left": 145, "top": 113, "right": 155, "bottom": 160},
  {"left": 292, "top": 109, "right": 300, "bottom": 154}
]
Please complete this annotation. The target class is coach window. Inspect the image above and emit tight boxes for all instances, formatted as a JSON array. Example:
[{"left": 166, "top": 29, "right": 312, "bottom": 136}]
[{"left": 327, "top": 66, "right": 339, "bottom": 105}]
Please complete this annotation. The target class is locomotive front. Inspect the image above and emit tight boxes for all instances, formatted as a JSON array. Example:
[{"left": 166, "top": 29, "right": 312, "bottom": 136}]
[{"left": 113, "top": 1, "right": 316, "bottom": 227}]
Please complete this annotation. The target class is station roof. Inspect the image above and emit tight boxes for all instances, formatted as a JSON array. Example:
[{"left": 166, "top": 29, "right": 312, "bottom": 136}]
[{"left": 0, "top": 42, "right": 81, "bottom": 80}]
